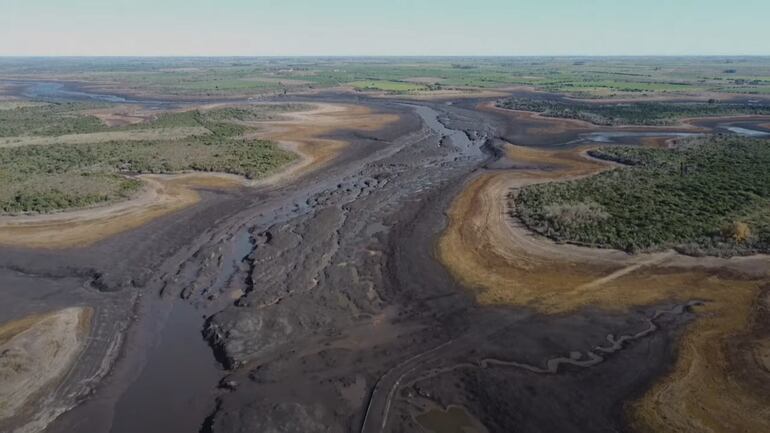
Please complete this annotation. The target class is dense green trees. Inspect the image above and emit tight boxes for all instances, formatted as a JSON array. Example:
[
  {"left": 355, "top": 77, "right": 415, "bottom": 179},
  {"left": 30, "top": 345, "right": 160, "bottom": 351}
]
[
  {"left": 0, "top": 105, "right": 298, "bottom": 214},
  {"left": 514, "top": 137, "right": 770, "bottom": 255},
  {"left": 497, "top": 97, "right": 770, "bottom": 126},
  {"left": 0, "top": 103, "right": 107, "bottom": 137}
]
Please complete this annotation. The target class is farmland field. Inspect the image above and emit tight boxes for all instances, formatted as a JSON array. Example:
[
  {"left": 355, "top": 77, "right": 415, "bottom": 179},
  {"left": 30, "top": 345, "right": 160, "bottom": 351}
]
[{"left": 4, "top": 57, "right": 770, "bottom": 99}]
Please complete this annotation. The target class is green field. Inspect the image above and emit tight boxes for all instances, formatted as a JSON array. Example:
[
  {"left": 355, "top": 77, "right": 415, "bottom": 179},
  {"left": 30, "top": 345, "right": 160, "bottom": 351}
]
[
  {"left": 0, "top": 105, "right": 298, "bottom": 214},
  {"left": 348, "top": 80, "right": 427, "bottom": 93},
  {"left": 514, "top": 137, "right": 770, "bottom": 255},
  {"left": 4, "top": 57, "right": 770, "bottom": 99}
]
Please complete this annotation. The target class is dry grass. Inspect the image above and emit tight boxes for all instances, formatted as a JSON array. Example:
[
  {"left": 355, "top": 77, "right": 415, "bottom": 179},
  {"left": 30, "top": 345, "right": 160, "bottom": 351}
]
[
  {"left": 630, "top": 287, "right": 770, "bottom": 433},
  {"left": 437, "top": 144, "right": 770, "bottom": 432}
]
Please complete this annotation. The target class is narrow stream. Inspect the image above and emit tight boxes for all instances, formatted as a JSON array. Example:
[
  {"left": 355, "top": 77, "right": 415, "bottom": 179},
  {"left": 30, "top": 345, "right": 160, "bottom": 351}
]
[
  {"left": 109, "top": 300, "right": 221, "bottom": 433},
  {"left": 105, "top": 228, "right": 258, "bottom": 432},
  {"left": 2, "top": 80, "right": 143, "bottom": 104}
]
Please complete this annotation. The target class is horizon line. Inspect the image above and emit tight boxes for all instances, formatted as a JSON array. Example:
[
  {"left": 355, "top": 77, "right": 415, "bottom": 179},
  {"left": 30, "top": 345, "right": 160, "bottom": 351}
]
[{"left": 2, "top": 54, "right": 770, "bottom": 59}]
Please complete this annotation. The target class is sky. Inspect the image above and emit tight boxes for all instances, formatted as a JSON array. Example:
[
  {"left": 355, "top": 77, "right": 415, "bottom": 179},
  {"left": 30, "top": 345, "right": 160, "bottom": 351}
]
[{"left": 1, "top": 0, "right": 768, "bottom": 56}]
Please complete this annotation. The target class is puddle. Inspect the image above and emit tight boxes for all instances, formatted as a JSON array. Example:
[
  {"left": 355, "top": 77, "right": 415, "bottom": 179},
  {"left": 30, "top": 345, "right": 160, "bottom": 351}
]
[{"left": 416, "top": 405, "right": 488, "bottom": 433}]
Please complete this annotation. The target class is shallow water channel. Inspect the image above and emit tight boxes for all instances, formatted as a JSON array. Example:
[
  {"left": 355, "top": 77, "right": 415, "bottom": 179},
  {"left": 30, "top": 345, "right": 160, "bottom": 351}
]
[{"left": 108, "top": 298, "right": 222, "bottom": 433}]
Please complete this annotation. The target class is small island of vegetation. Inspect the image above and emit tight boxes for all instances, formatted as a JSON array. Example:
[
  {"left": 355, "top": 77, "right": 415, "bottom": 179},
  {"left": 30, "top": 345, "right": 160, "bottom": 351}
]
[
  {"left": 513, "top": 136, "right": 770, "bottom": 255},
  {"left": 497, "top": 97, "right": 770, "bottom": 126},
  {"left": 0, "top": 104, "right": 299, "bottom": 214}
]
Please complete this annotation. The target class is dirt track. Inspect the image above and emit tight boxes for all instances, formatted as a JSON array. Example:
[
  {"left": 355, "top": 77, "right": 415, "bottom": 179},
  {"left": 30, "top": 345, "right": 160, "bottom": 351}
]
[{"left": 0, "top": 91, "right": 769, "bottom": 433}]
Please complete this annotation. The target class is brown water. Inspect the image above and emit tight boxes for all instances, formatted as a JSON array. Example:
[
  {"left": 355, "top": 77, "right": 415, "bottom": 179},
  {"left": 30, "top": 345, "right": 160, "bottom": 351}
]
[{"left": 416, "top": 406, "right": 488, "bottom": 433}]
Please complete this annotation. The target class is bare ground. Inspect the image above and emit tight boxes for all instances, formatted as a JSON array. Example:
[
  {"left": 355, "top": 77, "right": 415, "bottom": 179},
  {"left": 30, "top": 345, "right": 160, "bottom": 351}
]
[{"left": 0, "top": 307, "right": 91, "bottom": 433}]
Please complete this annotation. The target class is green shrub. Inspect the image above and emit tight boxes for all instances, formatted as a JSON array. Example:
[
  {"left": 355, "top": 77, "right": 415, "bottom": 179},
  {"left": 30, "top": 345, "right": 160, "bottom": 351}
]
[
  {"left": 0, "top": 103, "right": 107, "bottom": 137},
  {"left": 514, "top": 137, "right": 770, "bottom": 255},
  {"left": 497, "top": 98, "right": 770, "bottom": 126},
  {"left": 0, "top": 105, "right": 300, "bottom": 214}
]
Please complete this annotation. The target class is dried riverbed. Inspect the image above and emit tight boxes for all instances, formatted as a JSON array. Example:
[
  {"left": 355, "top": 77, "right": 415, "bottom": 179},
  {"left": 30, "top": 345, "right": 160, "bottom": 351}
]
[{"left": 1, "top": 85, "right": 768, "bottom": 433}]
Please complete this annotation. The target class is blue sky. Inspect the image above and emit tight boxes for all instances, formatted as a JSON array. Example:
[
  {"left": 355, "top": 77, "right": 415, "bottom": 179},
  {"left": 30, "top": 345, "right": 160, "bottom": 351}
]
[{"left": 1, "top": 0, "right": 768, "bottom": 56}]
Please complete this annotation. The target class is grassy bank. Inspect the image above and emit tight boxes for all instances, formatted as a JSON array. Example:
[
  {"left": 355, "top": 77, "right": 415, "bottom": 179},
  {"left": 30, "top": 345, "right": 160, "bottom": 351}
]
[{"left": 513, "top": 137, "right": 770, "bottom": 255}]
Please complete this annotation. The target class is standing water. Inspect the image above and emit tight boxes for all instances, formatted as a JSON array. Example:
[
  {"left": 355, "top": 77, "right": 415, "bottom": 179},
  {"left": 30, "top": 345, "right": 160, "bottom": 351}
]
[{"left": 108, "top": 298, "right": 222, "bottom": 433}]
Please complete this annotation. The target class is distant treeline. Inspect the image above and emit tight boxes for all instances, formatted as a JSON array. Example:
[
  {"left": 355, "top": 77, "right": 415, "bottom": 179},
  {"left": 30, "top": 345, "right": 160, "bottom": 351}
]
[{"left": 497, "top": 97, "right": 770, "bottom": 126}]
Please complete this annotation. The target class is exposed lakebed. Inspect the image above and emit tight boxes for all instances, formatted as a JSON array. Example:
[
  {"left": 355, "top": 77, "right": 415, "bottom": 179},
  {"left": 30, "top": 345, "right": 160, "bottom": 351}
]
[{"left": 1, "top": 82, "right": 766, "bottom": 433}]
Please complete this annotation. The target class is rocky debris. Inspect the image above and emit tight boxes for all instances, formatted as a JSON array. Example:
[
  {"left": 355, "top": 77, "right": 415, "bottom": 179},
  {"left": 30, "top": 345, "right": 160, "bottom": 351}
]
[
  {"left": 89, "top": 272, "right": 133, "bottom": 292},
  {"left": 205, "top": 299, "right": 333, "bottom": 369}
]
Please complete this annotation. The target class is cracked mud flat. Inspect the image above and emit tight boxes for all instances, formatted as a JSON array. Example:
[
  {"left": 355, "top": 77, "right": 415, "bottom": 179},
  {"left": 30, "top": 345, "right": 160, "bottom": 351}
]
[{"left": 1, "top": 87, "right": 769, "bottom": 433}]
